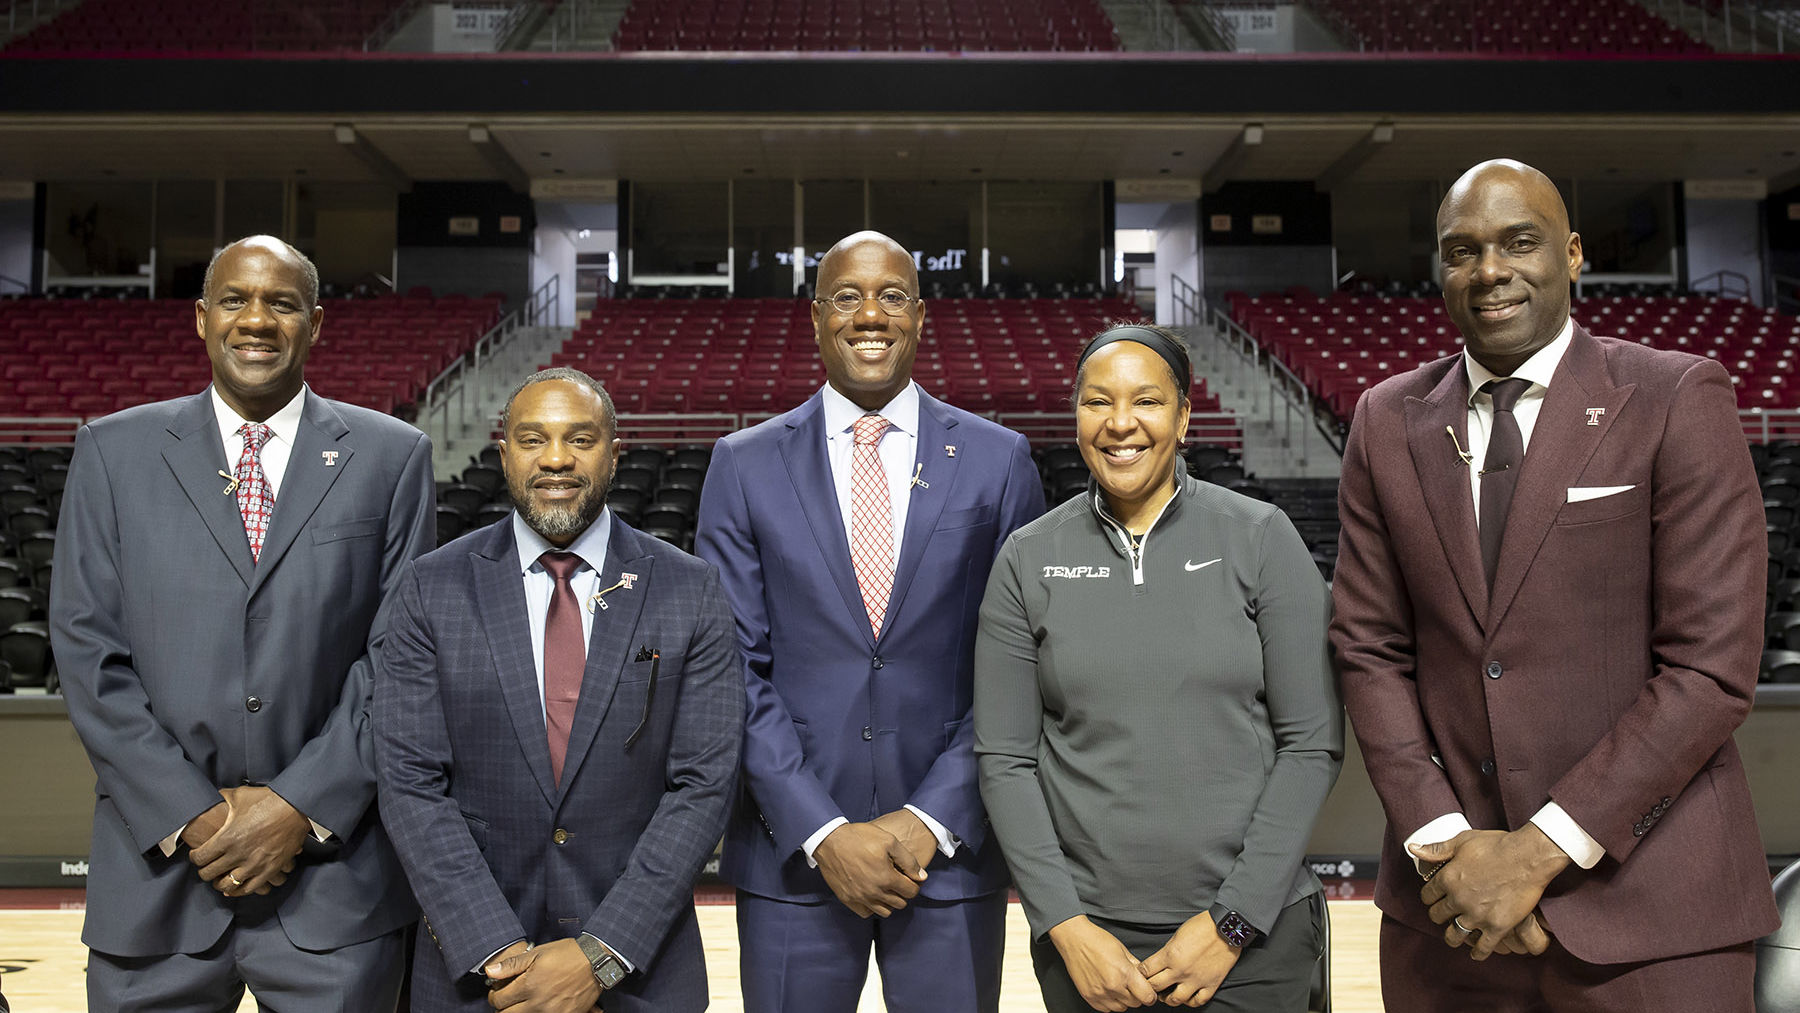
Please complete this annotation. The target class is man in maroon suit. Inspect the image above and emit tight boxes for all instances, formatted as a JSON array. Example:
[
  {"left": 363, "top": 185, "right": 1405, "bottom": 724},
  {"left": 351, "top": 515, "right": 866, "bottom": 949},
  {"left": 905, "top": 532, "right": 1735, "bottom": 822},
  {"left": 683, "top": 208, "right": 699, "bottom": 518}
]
[{"left": 1331, "top": 158, "right": 1779, "bottom": 1011}]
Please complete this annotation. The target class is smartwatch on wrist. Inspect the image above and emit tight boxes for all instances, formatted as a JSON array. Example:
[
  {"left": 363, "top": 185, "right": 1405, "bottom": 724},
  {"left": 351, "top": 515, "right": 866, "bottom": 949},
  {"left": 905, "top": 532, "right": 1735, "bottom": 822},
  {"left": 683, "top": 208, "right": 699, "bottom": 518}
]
[
  {"left": 1209, "top": 905, "right": 1259, "bottom": 948},
  {"left": 577, "top": 934, "right": 628, "bottom": 990}
]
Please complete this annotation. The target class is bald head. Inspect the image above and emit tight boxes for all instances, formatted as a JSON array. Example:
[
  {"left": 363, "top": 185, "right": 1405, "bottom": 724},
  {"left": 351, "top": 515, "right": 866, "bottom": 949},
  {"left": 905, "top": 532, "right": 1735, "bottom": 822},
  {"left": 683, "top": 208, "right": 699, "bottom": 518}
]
[
  {"left": 203, "top": 234, "right": 319, "bottom": 308},
  {"left": 1438, "top": 159, "right": 1570, "bottom": 238},
  {"left": 817, "top": 231, "right": 917, "bottom": 294}
]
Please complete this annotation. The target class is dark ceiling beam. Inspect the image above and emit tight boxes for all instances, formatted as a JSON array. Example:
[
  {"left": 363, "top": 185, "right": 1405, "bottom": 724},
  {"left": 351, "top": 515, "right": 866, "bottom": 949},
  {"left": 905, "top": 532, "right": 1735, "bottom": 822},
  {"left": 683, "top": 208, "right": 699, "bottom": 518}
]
[
  {"left": 332, "top": 123, "right": 411, "bottom": 191},
  {"left": 1315, "top": 121, "right": 1395, "bottom": 192},
  {"left": 1202, "top": 123, "right": 1262, "bottom": 194},
  {"left": 469, "top": 123, "right": 531, "bottom": 194}
]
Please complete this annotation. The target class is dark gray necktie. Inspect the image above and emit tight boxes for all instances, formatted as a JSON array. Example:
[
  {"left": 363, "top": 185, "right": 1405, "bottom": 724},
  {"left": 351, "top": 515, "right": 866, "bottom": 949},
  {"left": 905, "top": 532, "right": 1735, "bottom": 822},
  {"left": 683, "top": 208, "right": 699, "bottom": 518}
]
[{"left": 1479, "top": 377, "right": 1531, "bottom": 587}]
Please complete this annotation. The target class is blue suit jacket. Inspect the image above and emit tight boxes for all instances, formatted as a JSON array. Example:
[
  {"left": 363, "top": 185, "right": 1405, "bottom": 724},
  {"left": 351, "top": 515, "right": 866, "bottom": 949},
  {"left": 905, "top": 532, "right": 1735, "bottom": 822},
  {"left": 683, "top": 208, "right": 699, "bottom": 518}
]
[
  {"left": 375, "top": 515, "right": 744, "bottom": 1010},
  {"left": 696, "top": 385, "right": 1045, "bottom": 902},
  {"left": 50, "top": 389, "right": 434, "bottom": 957}
]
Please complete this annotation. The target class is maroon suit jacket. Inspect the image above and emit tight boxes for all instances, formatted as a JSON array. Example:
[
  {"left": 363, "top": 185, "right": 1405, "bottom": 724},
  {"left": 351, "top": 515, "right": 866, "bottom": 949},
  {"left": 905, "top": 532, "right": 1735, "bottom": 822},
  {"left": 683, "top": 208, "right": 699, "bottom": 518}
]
[{"left": 1331, "top": 324, "right": 1779, "bottom": 965}]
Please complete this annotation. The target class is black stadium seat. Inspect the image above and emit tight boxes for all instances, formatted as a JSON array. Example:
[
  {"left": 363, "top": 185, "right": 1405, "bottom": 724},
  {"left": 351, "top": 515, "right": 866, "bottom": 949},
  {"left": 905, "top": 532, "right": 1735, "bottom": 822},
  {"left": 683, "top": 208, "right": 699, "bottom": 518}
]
[
  {"left": 0, "top": 621, "right": 51, "bottom": 687},
  {"left": 436, "top": 506, "right": 469, "bottom": 545},
  {"left": 439, "top": 484, "right": 487, "bottom": 518},
  {"left": 1763, "top": 650, "right": 1800, "bottom": 684}
]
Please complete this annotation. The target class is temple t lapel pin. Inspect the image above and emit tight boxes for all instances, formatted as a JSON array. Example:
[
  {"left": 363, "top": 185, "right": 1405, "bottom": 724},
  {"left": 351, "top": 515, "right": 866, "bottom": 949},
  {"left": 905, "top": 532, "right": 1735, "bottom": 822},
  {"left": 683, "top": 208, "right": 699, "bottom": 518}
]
[
  {"left": 589, "top": 572, "right": 640, "bottom": 613},
  {"left": 321, "top": 450, "right": 340, "bottom": 466},
  {"left": 1585, "top": 408, "right": 1606, "bottom": 426},
  {"left": 945, "top": 445, "right": 956, "bottom": 458}
]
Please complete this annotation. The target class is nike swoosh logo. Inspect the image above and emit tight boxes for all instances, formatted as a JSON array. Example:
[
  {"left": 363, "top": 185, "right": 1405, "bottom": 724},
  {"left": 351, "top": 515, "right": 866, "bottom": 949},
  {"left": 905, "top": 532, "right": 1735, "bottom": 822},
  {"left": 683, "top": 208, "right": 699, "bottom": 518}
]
[{"left": 1186, "top": 558, "right": 1221, "bottom": 572}]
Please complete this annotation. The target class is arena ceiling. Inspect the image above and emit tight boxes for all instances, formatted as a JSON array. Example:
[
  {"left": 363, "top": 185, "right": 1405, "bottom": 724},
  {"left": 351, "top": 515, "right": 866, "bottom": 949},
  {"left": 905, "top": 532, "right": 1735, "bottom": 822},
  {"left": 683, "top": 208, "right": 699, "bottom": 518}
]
[{"left": 0, "top": 113, "right": 1797, "bottom": 191}]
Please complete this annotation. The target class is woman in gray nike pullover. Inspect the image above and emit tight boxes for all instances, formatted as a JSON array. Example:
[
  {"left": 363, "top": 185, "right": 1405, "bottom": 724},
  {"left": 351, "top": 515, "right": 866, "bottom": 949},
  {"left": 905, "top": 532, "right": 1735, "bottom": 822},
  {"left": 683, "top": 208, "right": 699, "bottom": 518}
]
[{"left": 975, "top": 325, "right": 1343, "bottom": 1013}]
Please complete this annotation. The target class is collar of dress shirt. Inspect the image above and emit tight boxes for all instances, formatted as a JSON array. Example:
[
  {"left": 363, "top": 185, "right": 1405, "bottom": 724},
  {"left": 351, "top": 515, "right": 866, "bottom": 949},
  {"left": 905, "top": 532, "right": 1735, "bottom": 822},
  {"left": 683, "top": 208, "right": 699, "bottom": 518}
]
[
  {"left": 212, "top": 383, "right": 306, "bottom": 450},
  {"left": 1463, "top": 316, "right": 1574, "bottom": 407},
  {"left": 820, "top": 380, "right": 920, "bottom": 440},
  {"left": 512, "top": 506, "right": 613, "bottom": 576}
]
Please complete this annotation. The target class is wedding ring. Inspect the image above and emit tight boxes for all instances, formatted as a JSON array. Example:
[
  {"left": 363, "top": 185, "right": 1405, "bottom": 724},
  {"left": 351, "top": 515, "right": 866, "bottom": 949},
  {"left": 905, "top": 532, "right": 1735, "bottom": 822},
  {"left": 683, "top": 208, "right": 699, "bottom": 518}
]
[
  {"left": 227, "top": 874, "right": 243, "bottom": 888},
  {"left": 1453, "top": 916, "right": 1476, "bottom": 935}
]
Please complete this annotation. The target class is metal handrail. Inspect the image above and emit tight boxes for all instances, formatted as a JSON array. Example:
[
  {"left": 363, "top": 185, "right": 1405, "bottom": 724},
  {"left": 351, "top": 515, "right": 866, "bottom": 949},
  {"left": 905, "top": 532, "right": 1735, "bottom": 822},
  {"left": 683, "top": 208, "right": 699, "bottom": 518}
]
[
  {"left": 1692, "top": 269, "right": 1753, "bottom": 301},
  {"left": 421, "top": 275, "right": 560, "bottom": 447},
  {"left": 1742, "top": 408, "right": 1800, "bottom": 443},
  {"left": 363, "top": 0, "right": 430, "bottom": 51},
  {"left": 0, "top": 416, "right": 83, "bottom": 444},
  {"left": 1207, "top": 304, "right": 1345, "bottom": 457},
  {"left": 3, "top": 0, "right": 75, "bottom": 43}
]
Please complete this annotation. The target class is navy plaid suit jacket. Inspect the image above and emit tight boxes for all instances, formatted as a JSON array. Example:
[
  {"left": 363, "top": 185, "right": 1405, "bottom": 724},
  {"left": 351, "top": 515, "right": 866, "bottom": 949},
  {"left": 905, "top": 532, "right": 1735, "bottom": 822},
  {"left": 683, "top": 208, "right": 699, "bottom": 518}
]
[{"left": 375, "top": 513, "right": 743, "bottom": 1009}]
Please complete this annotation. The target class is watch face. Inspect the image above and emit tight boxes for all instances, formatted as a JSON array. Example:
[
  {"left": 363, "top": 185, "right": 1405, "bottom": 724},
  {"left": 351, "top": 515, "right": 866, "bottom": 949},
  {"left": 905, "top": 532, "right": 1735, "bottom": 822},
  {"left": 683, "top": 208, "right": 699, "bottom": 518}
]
[
  {"left": 595, "top": 955, "right": 627, "bottom": 989},
  {"left": 1218, "top": 912, "right": 1256, "bottom": 947}
]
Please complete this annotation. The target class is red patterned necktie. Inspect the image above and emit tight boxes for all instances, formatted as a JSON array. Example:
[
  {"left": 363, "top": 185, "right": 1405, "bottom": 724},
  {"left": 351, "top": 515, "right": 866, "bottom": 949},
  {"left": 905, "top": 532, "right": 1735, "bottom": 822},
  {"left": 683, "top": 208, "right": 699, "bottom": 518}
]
[
  {"left": 235, "top": 423, "right": 275, "bottom": 562},
  {"left": 539, "top": 550, "right": 586, "bottom": 785},
  {"left": 849, "top": 414, "right": 895, "bottom": 636}
]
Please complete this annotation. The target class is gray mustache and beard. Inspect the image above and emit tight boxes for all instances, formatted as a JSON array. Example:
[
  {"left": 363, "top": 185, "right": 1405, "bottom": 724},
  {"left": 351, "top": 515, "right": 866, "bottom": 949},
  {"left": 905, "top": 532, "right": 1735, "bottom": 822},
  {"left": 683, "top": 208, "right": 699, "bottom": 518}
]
[{"left": 512, "top": 471, "right": 611, "bottom": 541}]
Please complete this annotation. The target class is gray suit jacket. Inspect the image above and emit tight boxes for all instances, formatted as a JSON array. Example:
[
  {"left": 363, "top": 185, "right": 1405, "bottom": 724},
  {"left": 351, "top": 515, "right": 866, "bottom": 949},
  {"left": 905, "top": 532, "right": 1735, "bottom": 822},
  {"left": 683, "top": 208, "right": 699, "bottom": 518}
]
[
  {"left": 376, "top": 516, "right": 743, "bottom": 1010},
  {"left": 51, "top": 388, "right": 434, "bottom": 957}
]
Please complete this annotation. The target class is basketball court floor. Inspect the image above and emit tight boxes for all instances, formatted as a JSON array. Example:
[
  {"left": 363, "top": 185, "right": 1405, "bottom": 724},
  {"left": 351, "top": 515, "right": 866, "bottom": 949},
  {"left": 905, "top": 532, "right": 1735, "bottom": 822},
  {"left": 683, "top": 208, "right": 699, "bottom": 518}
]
[{"left": 0, "top": 888, "right": 1386, "bottom": 1011}]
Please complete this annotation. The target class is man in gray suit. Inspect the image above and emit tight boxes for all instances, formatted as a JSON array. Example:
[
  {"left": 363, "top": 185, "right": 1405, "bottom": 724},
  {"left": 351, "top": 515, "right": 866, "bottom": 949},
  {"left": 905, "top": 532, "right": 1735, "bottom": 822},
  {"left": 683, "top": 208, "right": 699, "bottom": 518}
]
[{"left": 51, "top": 235, "right": 433, "bottom": 1010}]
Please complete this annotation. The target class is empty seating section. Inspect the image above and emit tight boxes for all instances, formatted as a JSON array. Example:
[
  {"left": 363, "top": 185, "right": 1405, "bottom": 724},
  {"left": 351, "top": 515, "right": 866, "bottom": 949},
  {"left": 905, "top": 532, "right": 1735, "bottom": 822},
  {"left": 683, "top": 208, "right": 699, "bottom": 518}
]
[
  {"left": 0, "top": 295, "right": 499, "bottom": 420},
  {"left": 4, "top": 0, "right": 410, "bottom": 52},
  {"left": 1229, "top": 291, "right": 1800, "bottom": 420},
  {"left": 548, "top": 296, "right": 1230, "bottom": 420},
  {"left": 0, "top": 445, "right": 61, "bottom": 693},
  {"left": 1305, "top": 0, "right": 1707, "bottom": 53},
  {"left": 612, "top": 0, "right": 1119, "bottom": 51}
]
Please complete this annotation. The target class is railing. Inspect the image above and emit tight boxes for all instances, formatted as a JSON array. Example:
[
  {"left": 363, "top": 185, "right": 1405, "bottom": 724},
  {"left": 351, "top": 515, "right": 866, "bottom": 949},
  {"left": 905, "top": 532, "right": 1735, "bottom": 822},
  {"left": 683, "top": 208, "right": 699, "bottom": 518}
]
[
  {"left": 421, "top": 274, "right": 561, "bottom": 446},
  {"left": 3, "top": 0, "right": 75, "bottom": 42},
  {"left": 493, "top": 0, "right": 545, "bottom": 50},
  {"left": 1743, "top": 408, "right": 1800, "bottom": 442},
  {"left": 1775, "top": 274, "right": 1800, "bottom": 316},
  {"left": 1168, "top": 273, "right": 1345, "bottom": 461},
  {"left": 0, "top": 416, "right": 83, "bottom": 444},
  {"left": 1692, "top": 269, "right": 1753, "bottom": 301},
  {"left": 363, "top": 0, "right": 431, "bottom": 51},
  {"left": 0, "top": 273, "right": 28, "bottom": 295},
  {"left": 1170, "top": 0, "right": 1238, "bottom": 51}
]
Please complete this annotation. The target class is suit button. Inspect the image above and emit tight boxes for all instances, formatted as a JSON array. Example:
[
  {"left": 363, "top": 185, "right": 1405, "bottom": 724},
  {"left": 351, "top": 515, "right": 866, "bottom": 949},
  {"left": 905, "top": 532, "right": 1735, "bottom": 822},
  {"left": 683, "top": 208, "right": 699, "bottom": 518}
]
[
  {"left": 871, "top": 656, "right": 883, "bottom": 670},
  {"left": 245, "top": 696, "right": 262, "bottom": 712},
  {"left": 1480, "top": 759, "right": 1496, "bottom": 776},
  {"left": 862, "top": 726, "right": 873, "bottom": 741},
  {"left": 553, "top": 829, "right": 569, "bottom": 845},
  {"left": 1485, "top": 661, "right": 1503, "bottom": 679},
  {"left": 1662, "top": 796, "right": 1673, "bottom": 807},
  {"left": 1633, "top": 825, "right": 1646, "bottom": 838}
]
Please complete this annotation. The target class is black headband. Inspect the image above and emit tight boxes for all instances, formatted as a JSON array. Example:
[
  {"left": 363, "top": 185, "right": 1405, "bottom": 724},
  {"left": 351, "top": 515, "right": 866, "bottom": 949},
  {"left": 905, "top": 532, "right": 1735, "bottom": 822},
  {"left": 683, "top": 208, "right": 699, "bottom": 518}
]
[{"left": 1076, "top": 325, "right": 1192, "bottom": 395}]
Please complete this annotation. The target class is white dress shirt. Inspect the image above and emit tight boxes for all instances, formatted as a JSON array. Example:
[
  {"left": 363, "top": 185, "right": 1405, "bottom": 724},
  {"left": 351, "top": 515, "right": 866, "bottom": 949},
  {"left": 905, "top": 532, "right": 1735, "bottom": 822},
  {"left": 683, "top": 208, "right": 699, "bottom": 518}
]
[
  {"left": 1406, "top": 317, "right": 1604, "bottom": 873},
  {"left": 800, "top": 382, "right": 960, "bottom": 866},
  {"left": 159, "top": 386, "right": 325, "bottom": 856}
]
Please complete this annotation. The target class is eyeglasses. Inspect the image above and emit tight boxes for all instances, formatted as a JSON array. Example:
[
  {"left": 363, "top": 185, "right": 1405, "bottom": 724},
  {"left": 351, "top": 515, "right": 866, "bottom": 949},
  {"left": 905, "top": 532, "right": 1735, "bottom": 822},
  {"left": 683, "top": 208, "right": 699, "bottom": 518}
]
[{"left": 816, "top": 289, "right": 919, "bottom": 316}]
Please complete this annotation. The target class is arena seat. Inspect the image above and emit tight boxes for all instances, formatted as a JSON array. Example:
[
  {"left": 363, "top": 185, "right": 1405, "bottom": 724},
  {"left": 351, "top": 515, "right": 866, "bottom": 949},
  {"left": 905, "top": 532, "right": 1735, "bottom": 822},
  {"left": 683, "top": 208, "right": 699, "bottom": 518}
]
[
  {"left": 1306, "top": 0, "right": 1708, "bottom": 53},
  {"left": 0, "top": 294, "right": 500, "bottom": 420},
  {"left": 611, "top": 0, "right": 1120, "bottom": 52},
  {"left": 3, "top": 0, "right": 413, "bottom": 52}
]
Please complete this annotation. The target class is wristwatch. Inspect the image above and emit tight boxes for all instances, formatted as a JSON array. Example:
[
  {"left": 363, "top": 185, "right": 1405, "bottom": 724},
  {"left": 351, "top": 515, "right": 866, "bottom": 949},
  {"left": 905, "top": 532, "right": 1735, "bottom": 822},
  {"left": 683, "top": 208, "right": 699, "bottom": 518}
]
[
  {"left": 1209, "top": 905, "right": 1259, "bottom": 948},
  {"left": 577, "top": 934, "right": 628, "bottom": 990}
]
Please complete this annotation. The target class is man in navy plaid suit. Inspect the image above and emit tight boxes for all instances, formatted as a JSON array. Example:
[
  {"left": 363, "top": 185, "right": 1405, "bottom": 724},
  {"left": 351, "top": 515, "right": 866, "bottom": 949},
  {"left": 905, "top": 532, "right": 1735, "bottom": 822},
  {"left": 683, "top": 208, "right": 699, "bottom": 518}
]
[{"left": 375, "top": 368, "right": 744, "bottom": 1011}]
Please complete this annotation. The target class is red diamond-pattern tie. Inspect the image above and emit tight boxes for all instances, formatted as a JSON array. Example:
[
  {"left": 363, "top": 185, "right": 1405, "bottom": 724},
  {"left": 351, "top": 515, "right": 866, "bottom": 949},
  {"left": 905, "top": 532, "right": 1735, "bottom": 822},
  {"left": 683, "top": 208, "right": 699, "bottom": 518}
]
[
  {"left": 235, "top": 423, "right": 275, "bottom": 562},
  {"left": 849, "top": 414, "right": 895, "bottom": 637},
  {"left": 540, "top": 551, "right": 586, "bottom": 785}
]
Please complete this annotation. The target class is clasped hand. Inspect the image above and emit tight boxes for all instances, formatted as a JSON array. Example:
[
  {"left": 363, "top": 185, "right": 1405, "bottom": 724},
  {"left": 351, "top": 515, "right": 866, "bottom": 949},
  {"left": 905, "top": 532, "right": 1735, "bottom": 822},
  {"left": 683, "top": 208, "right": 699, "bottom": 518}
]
[
  {"left": 183, "top": 785, "right": 309, "bottom": 897},
  {"left": 813, "top": 811, "right": 935, "bottom": 918},
  {"left": 483, "top": 939, "right": 602, "bottom": 1013},
  {"left": 1049, "top": 913, "right": 1238, "bottom": 1011},
  {"left": 1412, "top": 826, "right": 1568, "bottom": 961}
]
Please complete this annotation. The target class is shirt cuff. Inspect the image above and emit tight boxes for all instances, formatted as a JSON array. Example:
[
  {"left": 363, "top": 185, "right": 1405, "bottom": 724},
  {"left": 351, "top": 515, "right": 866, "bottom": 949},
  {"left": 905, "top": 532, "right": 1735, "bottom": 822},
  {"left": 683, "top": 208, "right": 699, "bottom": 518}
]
[
  {"left": 473, "top": 939, "right": 528, "bottom": 975},
  {"left": 159, "top": 824, "right": 187, "bottom": 858},
  {"left": 801, "top": 817, "right": 849, "bottom": 869},
  {"left": 308, "top": 819, "right": 333, "bottom": 843},
  {"left": 581, "top": 932, "right": 636, "bottom": 973},
  {"left": 902, "top": 804, "right": 960, "bottom": 858},
  {"left": 1529, "top": 802, "right": 1604, "bottom": 870},
  {"left": 1404, "top": 812, "right": 1473, "bottom": 876}
]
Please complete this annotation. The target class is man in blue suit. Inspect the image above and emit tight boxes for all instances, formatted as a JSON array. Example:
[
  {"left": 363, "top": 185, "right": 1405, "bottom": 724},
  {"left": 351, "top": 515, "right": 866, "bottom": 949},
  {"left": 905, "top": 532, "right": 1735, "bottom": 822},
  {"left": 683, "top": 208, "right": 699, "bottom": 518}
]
[
  {"left": 52, "top": 236, "right": 432, "bottom": 1009},
  {"left": 696, "top": 230, "right": 1046, "bottom": 1013},
  {"left": 376, "top": 368, "right": 744, "bottom": 1011}
]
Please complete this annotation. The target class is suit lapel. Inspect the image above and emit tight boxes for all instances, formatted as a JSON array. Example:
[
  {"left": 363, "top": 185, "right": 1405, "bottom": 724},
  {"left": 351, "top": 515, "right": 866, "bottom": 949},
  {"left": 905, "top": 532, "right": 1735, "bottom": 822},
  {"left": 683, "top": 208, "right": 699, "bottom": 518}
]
[
  {"left": 1487, "top": 327, "right": 1635, "bottom": 629},
  {"left": 249, "top": 392, "right": 352, "bottom": 597},
  {"left": 161, "top": 392, "right": 254, "bottom": 587},
  {"left": 779, "top": 394, "right": 876, "bottom": 649},
  {"left": 883, "top": 391, "right": 960, "bottom": 642},
  {"left": 556, "top": 523, "right": 653, "bottom": 798},
  {"left": 473, "top": 520, "right": 558, "bottom": 807},
  {"left": 1404, "top": 361, "right": 1489, "bottom": 627}
]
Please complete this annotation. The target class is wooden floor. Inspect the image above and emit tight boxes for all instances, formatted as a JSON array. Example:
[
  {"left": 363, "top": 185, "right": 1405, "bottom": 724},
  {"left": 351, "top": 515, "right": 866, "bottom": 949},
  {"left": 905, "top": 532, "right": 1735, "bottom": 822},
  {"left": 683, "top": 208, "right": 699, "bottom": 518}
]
[{"left": 0, "top": 899, "right": 1384, "bottom": 1011}]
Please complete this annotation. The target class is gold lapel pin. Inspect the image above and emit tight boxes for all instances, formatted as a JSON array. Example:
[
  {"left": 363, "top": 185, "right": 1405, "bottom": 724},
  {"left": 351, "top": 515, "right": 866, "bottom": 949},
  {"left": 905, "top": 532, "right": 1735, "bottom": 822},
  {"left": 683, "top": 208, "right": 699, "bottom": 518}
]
[
  {"left": 217, "top": 470, "right": 240, "bottom": 494},
  {"left": 588, "top": 572, "right": 640, "bottom": 613}
]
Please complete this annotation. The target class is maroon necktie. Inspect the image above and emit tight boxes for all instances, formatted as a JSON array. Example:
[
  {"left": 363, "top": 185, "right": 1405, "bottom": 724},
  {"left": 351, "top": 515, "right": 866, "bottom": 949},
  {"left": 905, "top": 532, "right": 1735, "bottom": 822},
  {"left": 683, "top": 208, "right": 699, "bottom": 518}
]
[
  {"left": 539, "top": 551, "right": 585, "bottom": 784},
  {"left": 235, "top": 423, "right": 274, "bottom": 562},
  {"left": 1478, "top": 377, "right": 1531, "bottom": 587}
]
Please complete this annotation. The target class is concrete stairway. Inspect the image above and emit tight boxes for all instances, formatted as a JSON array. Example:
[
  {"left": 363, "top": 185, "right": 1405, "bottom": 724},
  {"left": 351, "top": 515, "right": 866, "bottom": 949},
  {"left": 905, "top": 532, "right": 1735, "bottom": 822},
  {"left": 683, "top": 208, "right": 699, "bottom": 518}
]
[
  {"left": 1095, "top": 0, "right": 1202, "bottom": 50},
  {"left": 525, "top": 0, "right": 631, "bottom": 52},
  {"left": 1181, "top": 320, "right": 1344, "bottom": 480},
  {"left": 426, "top": 325, "right": 572, "bottom": 480}
]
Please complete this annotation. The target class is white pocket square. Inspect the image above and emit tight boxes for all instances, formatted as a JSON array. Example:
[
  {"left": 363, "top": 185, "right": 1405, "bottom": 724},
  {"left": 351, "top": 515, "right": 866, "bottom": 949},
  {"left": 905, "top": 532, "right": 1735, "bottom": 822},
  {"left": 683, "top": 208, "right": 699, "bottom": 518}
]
[{"left": 1567, "top": 484, "right": 1636, "bottom": 503}]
